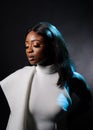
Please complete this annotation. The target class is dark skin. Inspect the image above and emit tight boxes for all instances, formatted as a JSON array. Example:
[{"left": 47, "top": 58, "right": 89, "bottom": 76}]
[
  {"left": 0, "top": 31, "right": 92, "bottom": 130},
  {"left": 25, "top": 31, "right": 46, "bottom": 65},
  {"left": 25, "top": 31, "right": 55, "bottom": 66}
]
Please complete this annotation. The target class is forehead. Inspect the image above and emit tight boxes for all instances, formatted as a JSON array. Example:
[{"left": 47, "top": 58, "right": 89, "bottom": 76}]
[{"left": 26, "top": 31, "right": 44, "bottom": 41}]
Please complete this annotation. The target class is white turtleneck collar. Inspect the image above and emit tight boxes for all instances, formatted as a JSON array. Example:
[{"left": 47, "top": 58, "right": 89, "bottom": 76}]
[{"left": 36, "top": 64, "right": 57, "bottom": 74}]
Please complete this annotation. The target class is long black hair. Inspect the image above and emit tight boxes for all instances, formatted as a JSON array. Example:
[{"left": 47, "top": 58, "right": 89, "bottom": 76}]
[{"left": 25, "top": 22, "right": 75, "bottom": 86}]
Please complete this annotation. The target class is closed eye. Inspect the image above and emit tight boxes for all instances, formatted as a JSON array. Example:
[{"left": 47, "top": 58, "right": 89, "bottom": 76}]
[{"left": 33, "top": 45, "right": 41, "bottom": 48}]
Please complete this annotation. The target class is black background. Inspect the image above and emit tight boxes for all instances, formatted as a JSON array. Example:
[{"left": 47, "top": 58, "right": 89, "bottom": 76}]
[{"left": 0, "top": 0, "right": 93, "bottom": 129}]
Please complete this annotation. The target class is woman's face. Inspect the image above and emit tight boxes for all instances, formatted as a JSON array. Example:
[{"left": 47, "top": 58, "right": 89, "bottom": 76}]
[{"left": 25, "top": 31, "right": 46, "bottom": 65}]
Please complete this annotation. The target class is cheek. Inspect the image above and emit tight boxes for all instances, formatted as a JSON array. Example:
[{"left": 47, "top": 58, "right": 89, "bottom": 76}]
[{"left": 35, "top": 48, "right": 45, "bottom": 60}]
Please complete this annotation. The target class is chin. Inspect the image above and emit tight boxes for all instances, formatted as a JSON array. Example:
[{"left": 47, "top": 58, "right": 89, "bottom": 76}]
[{"left": 29, "top": 61, "right": 37, "bottom": 66}]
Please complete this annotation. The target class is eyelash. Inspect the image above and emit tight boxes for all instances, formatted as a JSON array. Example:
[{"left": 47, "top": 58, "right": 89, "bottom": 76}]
[
  {"left": 34, "top": 45, "right": 40, "bottom": 47},
  {"left": 25, "top": 44, "right": 40, "bottom": 49}
]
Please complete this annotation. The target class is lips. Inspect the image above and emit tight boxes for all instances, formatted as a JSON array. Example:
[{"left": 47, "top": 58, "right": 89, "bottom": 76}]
[{"left": 28, "top": 55, "right": 35, "bottom": 61}]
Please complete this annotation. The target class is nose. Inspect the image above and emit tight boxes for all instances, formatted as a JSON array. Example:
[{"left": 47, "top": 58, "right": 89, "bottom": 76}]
[{"left": 27, "top": 45, "right": 33, "bottom": 53}]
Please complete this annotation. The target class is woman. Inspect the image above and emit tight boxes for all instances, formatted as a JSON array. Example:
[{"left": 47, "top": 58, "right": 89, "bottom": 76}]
[{"left": 0, "top": 22, "right": 92, "bottom": 130}]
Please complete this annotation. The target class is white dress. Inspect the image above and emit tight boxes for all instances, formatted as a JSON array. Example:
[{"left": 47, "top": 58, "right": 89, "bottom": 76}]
[{"left": 0, "top": 65, "right": 72, "bottom": 130}]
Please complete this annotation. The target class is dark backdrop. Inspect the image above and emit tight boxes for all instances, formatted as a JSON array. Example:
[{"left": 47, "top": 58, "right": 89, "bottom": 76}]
[{"left": 0, "top": 0, "right": 93, "bottom": 129}]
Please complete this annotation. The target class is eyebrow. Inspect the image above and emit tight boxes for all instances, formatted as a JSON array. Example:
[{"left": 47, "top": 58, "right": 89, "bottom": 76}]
[{"left": 25, "top": 39, "right": 42, "bottom": 42}]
